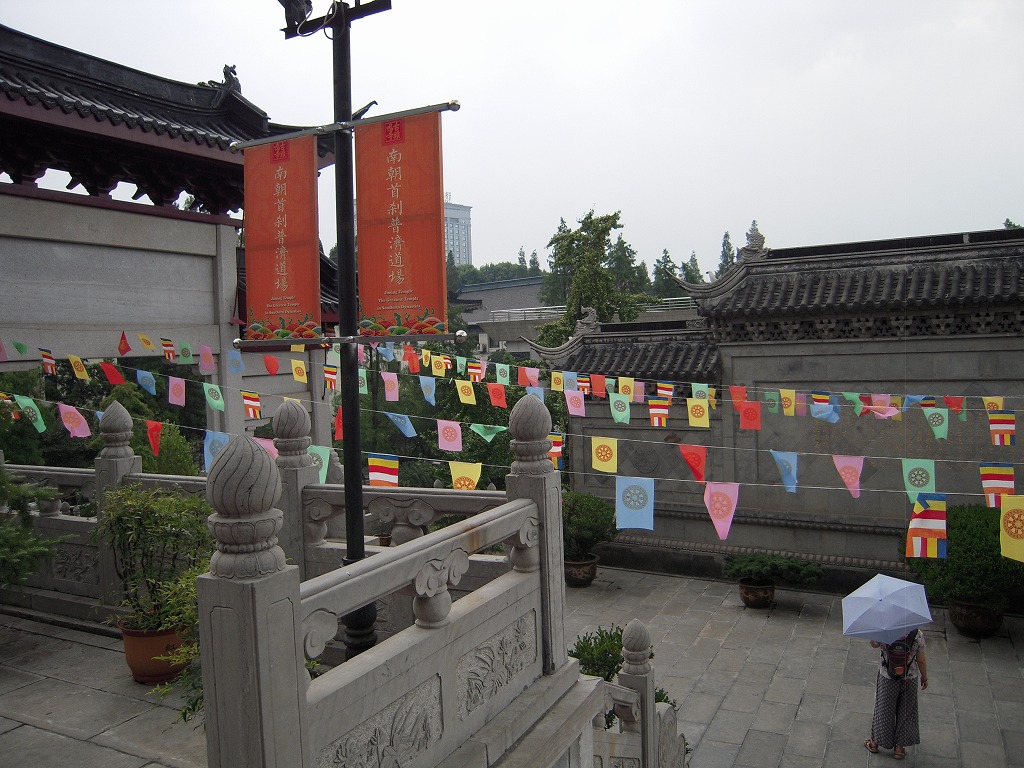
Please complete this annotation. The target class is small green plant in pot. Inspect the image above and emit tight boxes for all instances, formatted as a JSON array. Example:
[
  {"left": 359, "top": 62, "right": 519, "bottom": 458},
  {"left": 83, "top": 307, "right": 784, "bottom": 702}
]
[
  {"left": 562, "top": 492, "right": 616, "bottom": 587},
  {"left": 92, "top": 484, "right": 214, "bottom": 683},
  {"left": 724, "top": 553, "right": 823, "bottom": 608},
  {"left": 913, "top": 504, "right": 1024, "bottom": 638}
]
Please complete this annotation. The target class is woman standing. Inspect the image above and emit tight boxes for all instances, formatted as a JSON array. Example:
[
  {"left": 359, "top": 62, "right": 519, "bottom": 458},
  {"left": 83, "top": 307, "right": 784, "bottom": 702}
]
[{"left": 864, "top": 630, "right": 928, "bottom": 760}]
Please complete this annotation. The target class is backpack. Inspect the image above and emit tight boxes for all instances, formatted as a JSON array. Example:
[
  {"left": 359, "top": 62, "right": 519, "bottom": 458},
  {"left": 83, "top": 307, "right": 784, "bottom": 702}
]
[{"left": 883, "top": 629, "right": 918, "bottom": 679}]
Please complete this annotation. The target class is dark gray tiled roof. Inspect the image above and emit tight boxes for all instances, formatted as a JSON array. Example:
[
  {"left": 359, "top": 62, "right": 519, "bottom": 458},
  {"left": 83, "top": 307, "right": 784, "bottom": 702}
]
[{"left": 565, "top": 336, "right": 720, "bottom": 384}]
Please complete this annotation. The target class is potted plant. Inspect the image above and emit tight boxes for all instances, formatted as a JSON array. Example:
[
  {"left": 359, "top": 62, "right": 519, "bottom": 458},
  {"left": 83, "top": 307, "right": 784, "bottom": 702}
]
[
  {"left": 562, "top": 491, "right": 616, "bottom": 587},
  {"left": 913, "top": 504, "right": 1024, "bottom": 638},
  {"left": 723, "top": 553, "right": 824, "bottom": 608},
  {"left": 92, "top": 484, "right": 214, "bottom": 683}
]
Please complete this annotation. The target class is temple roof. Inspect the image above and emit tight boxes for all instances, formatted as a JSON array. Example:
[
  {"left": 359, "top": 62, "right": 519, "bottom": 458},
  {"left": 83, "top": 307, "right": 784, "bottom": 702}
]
[{"left": 561, "top": 331, "right": 720, "bottom": 384}]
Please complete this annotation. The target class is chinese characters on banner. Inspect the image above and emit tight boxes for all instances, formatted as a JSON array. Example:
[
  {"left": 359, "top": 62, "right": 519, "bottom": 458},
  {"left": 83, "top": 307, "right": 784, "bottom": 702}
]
[
  {"left": 243, "top": 135, "right": 322, "bottom": 340},
  {"left": 355, "top": 111, "right": 446, "bottom": 336}
]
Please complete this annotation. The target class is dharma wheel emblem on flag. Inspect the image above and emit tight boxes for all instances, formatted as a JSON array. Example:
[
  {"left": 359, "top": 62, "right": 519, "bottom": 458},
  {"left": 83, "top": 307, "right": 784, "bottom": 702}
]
[
  {"left": 695, "top": 390, "right": 707, "bottom": 400},
  {"left": 385, "top": 379, "right": 397, "bottom": 392},
  {"left": 690, "top": 404, "right": 706, "bottom": 419},
  {"left": 743, "top": 406, "right": 757, "bottom": 420},
  {"left": 208, "top": 389, "right": 221, "bottom": 402},
  {"left": 708, "top": 491, "right": 732, "bottom": 519},
  {"left": 310, "top": 453, "right": 324, "bottom": 469},
  {"left": 622, "top": 484, "right": 649, "bottom": 510},
  {"left": 359, "top": 375, "right": 367, "bottom": 389},
  {"left": 928, "top": 412, "right": 945, "bottom": 427},
  {"left": 613, "top": 400, "right": 627, "bottom": 412},
  {"left": 569, "top": 394, "right": 583, "bottom": 409},
  {"left": 781, "top": 396, "right": 793, "bottom": 410},
  {"left": 839, "top": 466, "right": 859, "bottom": 484},
  {"left": 442, "top": 425, "right": 459, "bottom": 443},
  {"left": 62, "top": 410, "right": 83, "bottom": 429},
  {"left": 170, "top": 382, "right": 184, "bottom": 398},
  {"left": 295, "top": 365, "right": 306, "bottom": 378},
  {"left": 209, "top": 438, "right": 226, "bottom": 457},
  {"left": 1004, "top": 508, "right": 1024, "bottom": 540},
  {"left": 460, "top": 384, "right": 472, "bottom": 397},
  {"left": 779, "top": 460, "right": 793, "bottom": 475},
  {"left": 72, "top": 360, "right": 86, "bottom": 375},
  {"left": 229, "top": 357, "right": 243, "bottom": 374},
  {"left": 595, "top": 445, "right": 614, "bottom": 463},
  {"left": 454, "top": 475, "right": 476, "bottom": 490},
  {"left": 908, "top": 468, "right": 931, "bottom": 488}
]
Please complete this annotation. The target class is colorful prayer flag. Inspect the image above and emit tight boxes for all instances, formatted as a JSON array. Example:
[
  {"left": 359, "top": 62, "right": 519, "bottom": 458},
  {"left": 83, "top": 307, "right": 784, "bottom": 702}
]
[
  {"left": 307, "top": 445, "right": 331, "bottom": 483},
  {"left": 203, "top": 430, "right": 230, "bottom": 472},
  {"left": 205, "top": 383, "right": 226, "bottom": 411},
  {"left": 656, "top": 381, "right": 673, "bottom": 402},
  {"left": 632, "top": 380, "right": 646, "bottom": 403},
  {"left": 455, "top": 379, "right": 477, "bottom": 405},
  {"left": 136, "top": 369, "right": 157, "bottom": 396},
  {"left": 1000, "top": 495, "right": 1024, "bottom": 563},
  {"left": 12, "top": 341, "right": 27, "bottom": 355},
  {"left": 323, "top": 364, "right": 338, "bottom": 390},
  {"left": 980, "top": 463, "right": 1015, "bottom": 508},
  {"left": 832, "top": 455, "right": 864, "bottom": 498},
  {"left": 982, "top": 396, "right": 1004, "bottom": 412},
  {"left": 438, "top": 419, "right": 463, "bottom": 451},
  {"left": 146, "top": 420, "right": 162, "bottom": 456},
  {"left": 906, "top": 493, "right": 947, "bottom": 558},
  {"left": 334, "top": 408, "right": 344, "bottom": 440},
  {"left": 565, "top": 389, "right": 586, "bottom": 417},
  {"left": 403, "top": 345, "right": 421, "bottom": 373},
  {"left": 368, "top": 453, "right": 400, "bottom": 486},
  {"left": 160, "top": 338, "right": 176, "bottom": 360},
  {"left": 455, "top": 355, "right": 466, "bottom": 374},
  {"left": 548, "top": 433, "right": 563, "bottom": 469},
  {"left": 252, "top": 437, "right": 279, "bottom": 459},
  {"left": 922, "top": 407, "right": 948, "bottom": 439},
  {"left": 609, "top": 392, "right": 631, "bottom": 423},
  {"left": 902, "top": 458, "right": 936, "bottom": 502},
  {"left": 525, "top": 386, "right": 545, "bottom": 400},
  {"left": 562, "top": 371, "right": 578, "bottom": 392},
  {"left": 842, "top": 391, "right": 866, "bottom": 415},
  {"left": 137, "top": 333, "right": 156, "bottom": 351},
  {"left": 679, "top": 444, "right": 707, "bottom": 483},
  {"left": 551, "top": 370, "right": 565, "bottom": 392},
  {"left": 648, "top": 398, "right": 670, "bottom": 427},
  {"left": 780, "top": 388, "right": 796, "bottom": 416},
  {"left": 168, "top": 376, "right": 186, "bottom": 407},
  {"left": 99, "top": 362, "right": 126, "bottom": 385},
  {"left": 520, "top": 367, "right": 540, "bottom": 387},
  {"left": 618, "top": 377, "right": 634, "bottom": 400},
  {"left": 291, "top": 359, "right": 308, "bottom": 383},
  {"left": 591, "top": 374, "right": 607, "bottom": 399},
  {"left": 868, "top": 394, "right": 899, "bottom": 419},
  {"left": 687, "top": 398, "right": 710, "bottom": 428},
  {"left": 358, "top": 369, "right": 369, "bottom": 395},
  {"left": 241, "top": 390, "right": 262, "bottom": 418},
  {"left": 704, "top": 482, "right": 739, "bottom": 540},
  {"left": 467, "top": 360, "right": 485, "bottom": 382},
  {"left": 616, "top": 476, "right": 655, "bottom": 530},
  {"left": 431, "top": 355, "right": 446, "bottom": 376},
  {"left": 226, "top": 348, "right": 244, "bottom": 375},
  {"left": 13, "top": 395, "right": 46, "bottom": 433},
  {"left": 57, "top": 403, "right": 91, "bottom": 438},
  {"left": 577, "top": 374, "right": 592, "bottom": 395},
  {"left": 810, "top": 391, "right": 839, "bottom": 423},
  {"left": 770, "top": 450, "right": 799, "bottom": 493},
  {"left": 385, "top": 412, "right": 416, "bottom": 437},
  {"left": 381, "top": 371, "right": 400, "bottom": 402},
  {"left": 178, "top": 342, "right": 194, "bottom": 364},
  {"left": 763, "top": 390, "right": 780, "bottom": 414},
  {"left": 470, "top": 423, "right": 506, "bottom": 442},
  {"left": 419, "top": 375, "right": 436, "bottom": 405},
  {"left": 496, "top": 363, "right": 510, "bottom": 385},
  {"left": 988, "top": 410, "right": 1016, "bottom": 445},
  {"left": 263, "top": 355, "right": 279, "bottom": 375},
  {"left": 450, "top": 461, "right": 482, "bottom": 491},
  {"left": 198, "top": 344, "right": 215, "bottom": 374},
  {"left": 487, "top": 383, "right": 508, "bottom": 409},
  {"left": 739, "top": 401, "right": 762, "bottom": 431},
  {"left": 118, "top": 332, "right": 132, "bottom": 356},
  {"left": 67, "top": 354, "right": 89, "bottom": 380},
  {"left": 591, "top": 436, "right": 618, "bottom": 473},
  {"left": 728, "top": 385, "right": 747, "bottom": 406},
  {"left": 39, "top": 348, "right": 56, "bottom": 375}
]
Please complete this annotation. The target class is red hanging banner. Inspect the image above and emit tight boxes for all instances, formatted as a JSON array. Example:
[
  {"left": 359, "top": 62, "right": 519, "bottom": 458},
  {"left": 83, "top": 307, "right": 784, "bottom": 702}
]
[
  {"left": 355, "top": 111, "right": 447, "bottom": 337},
  {"left": 243, "top": 135, "right": 322, "bottom": 340}
]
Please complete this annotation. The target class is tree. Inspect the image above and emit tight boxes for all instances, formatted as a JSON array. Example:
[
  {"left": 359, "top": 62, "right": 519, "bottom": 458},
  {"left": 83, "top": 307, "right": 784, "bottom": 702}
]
[
  {"left": 528, "top": 250, "right": 542, "bottom": 276},
  {"left": 538, "top": 218, "right": 572, "bottom": 306},
  {"left": 1006, "top": 218, "right": 1021, "bottom": 229},
  {"left": 715, "top": 231, "right": 735, "bottom": 278},
  {"left": 517, "top": 247, "right": 527, "bottom": 268},
  {"left": 606, "top": 234, "right": 650, "bottom": 295},
  {"left": 681, "top": 251, "right": 705, "bottom": 284},
  {"left": 651, "top": 249, "right": 683, "bottom": 298}
]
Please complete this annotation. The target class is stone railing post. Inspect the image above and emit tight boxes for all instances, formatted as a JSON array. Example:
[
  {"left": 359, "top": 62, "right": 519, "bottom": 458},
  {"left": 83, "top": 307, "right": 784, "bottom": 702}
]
[
  {"left": 93, "top": 400, "right": 141, "bottom": 512},
  {"left": 617, "top": 619, "right": 656, "bottom": 768},
  {"left": 198, "top": 436, "right": 305, "bottom": 768},
  {"left": 273, "top": 400, "right": 320, "bottom": 580},
  {"left": 504, "top": 393, "right": 566, "bottom": 674}
]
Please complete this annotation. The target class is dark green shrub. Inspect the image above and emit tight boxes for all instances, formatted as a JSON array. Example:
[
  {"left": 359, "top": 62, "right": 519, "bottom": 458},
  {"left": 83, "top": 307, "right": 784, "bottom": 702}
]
[
  {"left": 723, "top": 553, "right": 823, "bottom": 587},
  {"left": 0, "top": 466, "right": 58, "bottom": 590},
  {"left": 562, "top": 491, "right": 616, "bottom": 561},
  {"left": 913, "top": 504, "right": 1024, "bottom": 613}
]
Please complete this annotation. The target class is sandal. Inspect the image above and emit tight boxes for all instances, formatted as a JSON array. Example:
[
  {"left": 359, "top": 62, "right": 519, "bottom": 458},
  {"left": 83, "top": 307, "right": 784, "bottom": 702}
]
[
  {"left": 864, "top": 739, "right": 879, "bottom": 753},
  {"left": 894, "top": 746, "right": 905, "bottom": 760}
]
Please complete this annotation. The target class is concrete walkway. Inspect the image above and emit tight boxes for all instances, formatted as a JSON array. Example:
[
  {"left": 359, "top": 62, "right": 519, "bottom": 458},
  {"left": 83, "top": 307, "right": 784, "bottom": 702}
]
[{"left": 1, "top": 567, "right": 1022, "bottom": 767}]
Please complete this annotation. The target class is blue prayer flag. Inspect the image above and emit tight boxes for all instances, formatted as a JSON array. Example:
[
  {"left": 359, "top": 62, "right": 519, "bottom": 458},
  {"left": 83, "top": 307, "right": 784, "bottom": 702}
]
[
  {"left": 385, "top": 412, "right": 417, "bottom": 438},
  {"left": 204, "top": 430, "right": 230, "bottom": 472},
  {"left": 615, "top": 476, "right": 655, "bottom": 530},
  {"left": 136, "top": 369, "right": 156, "bottom": 395},
  {"left": 770, "top": 450, "right": 799, "bottom": 493}
]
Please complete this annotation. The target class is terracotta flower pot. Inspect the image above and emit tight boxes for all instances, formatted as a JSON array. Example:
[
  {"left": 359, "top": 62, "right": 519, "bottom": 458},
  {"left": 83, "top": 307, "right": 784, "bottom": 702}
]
[
  {"left": 737, "top": 577, "right": 775, "bottom": 609},
  {"left": 948, "top": 598, "right": 1003, "bottom": 638},
  {"left": 564, "top": 553, "right": 600, "bottom": 588},
  {"left": 119, "top": 624, "right": 188, "bottom": 684}
]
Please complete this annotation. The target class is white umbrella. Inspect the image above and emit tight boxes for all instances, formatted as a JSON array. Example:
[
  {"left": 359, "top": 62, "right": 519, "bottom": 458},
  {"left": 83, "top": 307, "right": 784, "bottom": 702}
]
[{"left": 842, "top": 573, "right": 932, "bottom": 644}]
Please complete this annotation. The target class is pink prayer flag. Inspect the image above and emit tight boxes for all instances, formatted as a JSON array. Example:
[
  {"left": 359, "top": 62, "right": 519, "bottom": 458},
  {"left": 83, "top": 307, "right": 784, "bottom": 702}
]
[
  {"left": 487, "top": 382, "right": 508, "bottom": 408},
  {"left": 832, "top": 455, "right": 864, "bottom": 498},
  {"left": 57, "top": 403, "right": 91, "bottom": 438},
  {"left": 438, "top": 419, "right": 463, "bottom": 452},
  {"left": 703, "top": 482, "right": 739, "bottom": 540},
  {"left": 868, "top": 394, "right": 898, "bottom": 419},
  {"left": 564, "top": 389, "right": 586, "bottom": 417},
  {"left": 168, "top": 376, "right": 186, "bottom": 406},
  {"left": 0, "top": 340, "right": 8, "bottom": 362},
  {"left": 146, "top": 420, "right": 162, "bottom": 456},
  {"left": 252, "top": 437, "right": 279, "bottom": 458},
  {"left": 795, "top": 392, "right": 807, "bottom": 417},
  {"left": 632, "top": 381, "right": 646, "bottom": 403},
  {"left": 198, "top": 344, "right": 216, "bottom": 374},
  {"left": 381, "top": 371, "right": 400, "bottom": 402},
  {"left": 358, "top": 344, "right": 366, "bottom": 364}
]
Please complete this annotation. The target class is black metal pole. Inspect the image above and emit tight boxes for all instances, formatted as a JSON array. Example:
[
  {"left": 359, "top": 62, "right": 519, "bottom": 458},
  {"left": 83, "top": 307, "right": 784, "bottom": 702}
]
[{"left": 333, "top": 6, "right": 376, "bottom": 656}]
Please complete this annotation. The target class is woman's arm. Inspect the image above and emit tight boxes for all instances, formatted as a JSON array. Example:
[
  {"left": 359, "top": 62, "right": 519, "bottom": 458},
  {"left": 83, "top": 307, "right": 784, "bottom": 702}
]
[{"left": 917, "top": 649, "right": 928, "bottom": 689}]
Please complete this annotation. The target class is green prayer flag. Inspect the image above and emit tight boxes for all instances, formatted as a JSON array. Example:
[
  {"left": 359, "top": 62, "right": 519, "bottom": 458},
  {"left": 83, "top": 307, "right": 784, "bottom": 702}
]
[
  {"left": 469, "top": 423, "right": 507, "bottom": 442},
  {"left": 902, "top": 458, "right": 936, "bottom": 501},
  {"left": 204, "top": 383, "right": 225, "bottom": 411},
  {"left": 178, "top": 342, "right": 194, "bottom": 364},
  {"left": 841, "top": 392, "right": 866, "bottom": 416},
  {"left": 307, "top": 445, "right": 332, "bottom": 483},
  {"left": 922, "top": 408, "right": 948, "bottom": 440},
  {"left": 609, "top": 392, "right": 631, "bottom": 423},
  {"left": 12, "top": 341, "right": 27, "bottom": 355},
  {"left": 456, "top": 356, "right": 467, "bottom": 375},
  {"left": 763, "top": 390, "right": 780, "bottom": 414},
  {"left": 13, "top": 395, "right": 47, "bottom": 432},
  {"left": 358, "top": 368, "right": 369, "bottom": 395}
]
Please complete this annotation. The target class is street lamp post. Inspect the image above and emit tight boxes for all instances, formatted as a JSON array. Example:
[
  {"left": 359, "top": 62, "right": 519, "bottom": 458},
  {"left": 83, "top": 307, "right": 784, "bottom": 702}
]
[{"left": 278, "top": 0, "right": 391, "bottom": 658}]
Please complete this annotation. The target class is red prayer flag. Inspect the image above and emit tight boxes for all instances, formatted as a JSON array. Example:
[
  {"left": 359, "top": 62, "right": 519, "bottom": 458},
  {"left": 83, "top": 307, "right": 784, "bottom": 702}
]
[
  {"left": 98, "top": 362, "right": 126, "bottom": 385},
  {"left": 591, "top": 374, "right": 607, "bottom": 399},
  {"left": 146, "top": 420, "right": 162, "bottom": 456},
  {"left": 117, "top": 331, "right": 132, "bottom": 356},
  {"left": 679, "top": 444, "right": 707, "bottom": 482},
  {"left": 264, "top": 355, "right": 280, "bottom": 375},
  {"left": 944, "top": 395, "right": 965, "bottom": 414},
  {"left": 334, "top": 408, "right": 344, "bottom": 440},
  {"left": 739, "top": 401, "right": 762, "bottom": 430},
  {"left": 487, "top": 382, "right": 508, "bottom": 408},
  {"left": 728, "top": 385, "right": 747, "bottom": 406}
]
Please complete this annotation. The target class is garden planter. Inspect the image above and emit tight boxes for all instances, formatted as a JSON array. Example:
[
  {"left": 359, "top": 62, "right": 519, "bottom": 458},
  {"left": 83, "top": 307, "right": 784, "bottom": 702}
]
[
  {"left": 737, "top": 577, "right": 775, "bottom": 609},
  {"left": 564, "top": 554, "right": 600, "bottom": 588},
  {"left": 948, "top": 598, "right": 1003, "bottom": 638},
  {"left": 120, "top": 625, "right": 188, "bottom": 684}
]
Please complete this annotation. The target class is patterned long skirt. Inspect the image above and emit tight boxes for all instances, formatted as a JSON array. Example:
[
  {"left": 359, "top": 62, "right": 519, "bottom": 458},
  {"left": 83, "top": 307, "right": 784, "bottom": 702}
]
[{"left": 870, "top": 671, "right": 920, "bottom": 748}]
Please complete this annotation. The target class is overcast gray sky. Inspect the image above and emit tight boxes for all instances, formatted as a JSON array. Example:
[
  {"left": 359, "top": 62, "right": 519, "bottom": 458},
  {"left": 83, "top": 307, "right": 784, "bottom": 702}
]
[{"left": 6, "top": 1, "right": 1023, "bottom": 277}]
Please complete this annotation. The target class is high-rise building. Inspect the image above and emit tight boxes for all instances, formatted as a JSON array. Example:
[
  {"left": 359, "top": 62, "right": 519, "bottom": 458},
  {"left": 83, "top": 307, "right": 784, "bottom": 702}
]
[{"left": 444, "top": 198, "right": 473, "bottom": 266}]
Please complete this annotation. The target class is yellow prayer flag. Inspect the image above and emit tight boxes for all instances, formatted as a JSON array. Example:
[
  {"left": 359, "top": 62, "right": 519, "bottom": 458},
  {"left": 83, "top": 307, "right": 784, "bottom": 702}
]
[
  {"left": 780, "top": 389, "right": 796, "bottom": 416},
  {"left": 67, "top": 354, "right": 90, "bottom": 380},
  {"left": 551, "top": 371, "right": 564, "bottom": 392},
  {"left": 291, "top": 358, "right": 308, "bottom": 383},
  {"left": 455, "top": 379, "right": 476, "bottom": 405},
  {"left": 619, "top": 377, "right": 634, "bottom": 399},
  {"left": 432, "top": 356, "right": 446, "bottom": 376},
  {"left": 591, "top": 436, "right": 618, "bottom": 473},
  {"left": 137, "top": 333, "right": 156, "bottom": 351},
  {"left": 421, "top": 349, "right": 432, "bottom": 366},
  {"left": 449, "top": 461, "right": 482, "bottom": 490},
  {"left": 687, "top": 398, "right": 710, "bottom": 428},
  {"left": 983, "top": 396, "right": 1005, "bottom": 412},
  {"left": 890, "top": 395, "right": 903, "bottom": 421},
  {"left": 708, "top": 387, "right": 717, "bottom": 409},
  {"left": 1000, "top": 495, "right": 1024, "bottom": 563},
  {"left": 290, "top": 344, "right": 305, "bottom": 352}
]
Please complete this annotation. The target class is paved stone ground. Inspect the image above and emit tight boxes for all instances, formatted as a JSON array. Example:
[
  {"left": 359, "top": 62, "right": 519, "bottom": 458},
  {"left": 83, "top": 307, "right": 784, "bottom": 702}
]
[
  {"left": 2, "top": 567, "right": 1022, "bottom": 767},
  {"left": 564, "top": 568, "right": 1024, "bottom": 768}
]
